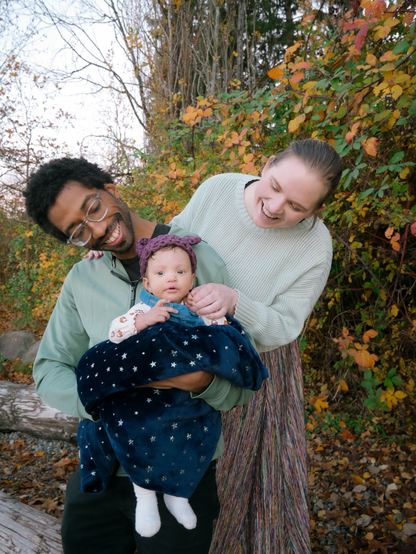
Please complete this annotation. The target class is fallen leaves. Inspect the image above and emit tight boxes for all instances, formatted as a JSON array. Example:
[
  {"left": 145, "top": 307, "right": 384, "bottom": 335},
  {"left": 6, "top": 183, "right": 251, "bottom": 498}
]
[{"left": 309, "top": 432, "right": 416, "bottom": 553}]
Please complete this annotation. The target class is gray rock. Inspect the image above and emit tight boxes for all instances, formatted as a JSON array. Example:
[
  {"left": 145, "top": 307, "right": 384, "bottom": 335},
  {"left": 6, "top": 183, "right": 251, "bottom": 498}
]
[
  {"left": 21, "top": 340, "right": 41, "bottom": 363},
  {"left": 403, "top": 523, "right": 416, "bottom": 536},
  {"left": 0, "top": 331, "right": 37, "bottom": 361}
]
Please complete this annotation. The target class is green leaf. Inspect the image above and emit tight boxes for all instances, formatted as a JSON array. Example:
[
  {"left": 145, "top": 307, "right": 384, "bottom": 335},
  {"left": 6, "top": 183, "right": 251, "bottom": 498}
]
[
  {"left": 393, "top": 40, "right": 411, "bottom": 55},
  {"left": 374, "top": 109, "right": 392, "bottom": 122},
  {"left": 360, "top": 188, "right": 374, "bottom": 199},
  {"left": 396, "top": 118, "right": 408, "bottom": 125},
  {"left": 409, "top": 99, "right": 416, "bottom": 116},
  {"left": 336, "top": 106, "right": 347, "bottom": 119},
  {"left": 390, "top": 152, "right": 404, "bottom": 164}
]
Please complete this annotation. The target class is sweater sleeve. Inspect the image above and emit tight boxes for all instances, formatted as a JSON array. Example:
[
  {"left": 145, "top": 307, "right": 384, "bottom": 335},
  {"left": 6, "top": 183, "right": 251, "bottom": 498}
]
[
  {"left": 109, "top": 302, "right": 150, "bottom": 343},
  {"left": 33, "top": 270, "right": 93, "bottom": 420},
  {"left": 234, "top": 257, "right": 331, "bottom": 352}
]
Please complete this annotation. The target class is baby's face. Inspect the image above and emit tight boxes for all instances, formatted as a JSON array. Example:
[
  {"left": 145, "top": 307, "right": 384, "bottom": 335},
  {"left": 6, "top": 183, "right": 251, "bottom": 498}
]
[{"left": 143, "top": 247, "right": 195, "bottom": 303}]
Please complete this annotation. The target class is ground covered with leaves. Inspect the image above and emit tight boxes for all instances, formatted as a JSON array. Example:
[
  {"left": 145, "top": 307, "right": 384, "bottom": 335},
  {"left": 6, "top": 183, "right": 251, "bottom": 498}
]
[{"left": 1, "top": 366, "right": 416, "bottom": 553}]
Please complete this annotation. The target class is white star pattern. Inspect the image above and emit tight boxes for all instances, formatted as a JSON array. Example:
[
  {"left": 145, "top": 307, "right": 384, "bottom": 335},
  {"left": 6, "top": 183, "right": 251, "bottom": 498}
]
[
  {"left": 171, "top": 362, "right": 177, "bottom": 368},
  {"left": 150, "top": 436, "right": 156, "bottom": 442},
  {"left": 118, "top": 420, "right": 123, "bottom": 426},
  {"left": 122, "top": 353, "right": 127, "bottom": 359},
  {"left": 128, "top": 439, "right": 134, "bottom": 445},
  {"left": 189, "top": 361, "right": 196, "bottom": 366},
  {"left": 146, "top": 398, "right": 152, "bottom": 403},
  {"left": 171, "top": 350, "right": 177, "bottom": 356},
  {"left": 191, "top": 335, "right": 198, "bottom": 340},
  {"left": 187, "top": 434, "right": 192, "bottom": 440},
  {"left": 150, "top": 361, "right": 156, "bottom": 367},
  {"left": 196, "top": 353, "right": 202, "bottom": 359},
  {"left": 183, "top": 341, "right": 188, "bottom": 345},
  {"left": 170, "top": 436, "right": 175, "bottom": 441},
  {"left": 146, "top": 466, "right": 153, "bottom": 472},
  {"left": 133, "top": 366, "right": 138, "bottom": 372},
  {"left": 172, "top": 423, "right": 178, "bottom": 429}
]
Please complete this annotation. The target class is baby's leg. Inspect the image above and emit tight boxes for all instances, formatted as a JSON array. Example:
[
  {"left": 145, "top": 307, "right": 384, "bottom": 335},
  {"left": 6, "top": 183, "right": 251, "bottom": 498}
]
[
  {"left": 163, "top": 494, "right": 197, "bottom": 530},
  {"left": 133, "top": 484, "right": 161, "bottom": 537}
]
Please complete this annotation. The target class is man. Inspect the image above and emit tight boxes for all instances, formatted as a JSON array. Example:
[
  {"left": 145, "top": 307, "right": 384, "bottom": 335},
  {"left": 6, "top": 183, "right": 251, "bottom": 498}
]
[{"left": 24, "top": 157, "right": 252, "bottom": 554}]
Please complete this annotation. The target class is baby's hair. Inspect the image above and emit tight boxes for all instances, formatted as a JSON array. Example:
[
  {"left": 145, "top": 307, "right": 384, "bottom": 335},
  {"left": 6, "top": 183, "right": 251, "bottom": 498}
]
[{"left": 270, "top": 139, "right": 343, "bottom": 209}]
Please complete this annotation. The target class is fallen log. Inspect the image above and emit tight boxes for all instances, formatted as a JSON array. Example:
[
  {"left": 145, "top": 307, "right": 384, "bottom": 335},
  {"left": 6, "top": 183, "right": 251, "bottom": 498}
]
[
  {"left": 0, "top": 491, "right": 63, "bottom": 554},
  {"left": 0, "top": 382, "right": 78, "bottom": 442}
]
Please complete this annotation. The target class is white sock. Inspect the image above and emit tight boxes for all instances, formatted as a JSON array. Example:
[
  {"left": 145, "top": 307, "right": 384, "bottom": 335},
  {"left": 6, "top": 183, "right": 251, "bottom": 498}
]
[
  {"left": 133, "top": 484, "right": 161, "bottom": 537},
  {"left": 163, "top": 494, "right": 197, "bottom": 530}
]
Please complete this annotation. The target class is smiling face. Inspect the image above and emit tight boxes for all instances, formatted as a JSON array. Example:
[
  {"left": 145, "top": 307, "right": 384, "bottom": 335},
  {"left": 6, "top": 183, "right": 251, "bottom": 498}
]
[
  {"left": 143, "top": 247, "right": 195, "bottom": 303},
  {"left": 244, "top": 156, "right": 327, "bottom": 229},
  {"left": 47, "top": 181, "right": 136, "bottom": 257}
]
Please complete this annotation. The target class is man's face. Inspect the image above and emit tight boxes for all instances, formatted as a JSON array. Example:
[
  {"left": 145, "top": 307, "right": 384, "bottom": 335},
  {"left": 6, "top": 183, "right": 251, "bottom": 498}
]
[{"left": 48, "top": 181, "right": 137, "bottom": 258}]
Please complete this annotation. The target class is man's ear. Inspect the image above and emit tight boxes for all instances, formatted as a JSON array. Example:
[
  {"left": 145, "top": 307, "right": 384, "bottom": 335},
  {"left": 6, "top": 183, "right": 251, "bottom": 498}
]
[
  {"left": 104, "top": 183, "right": 120, "bottom": 198},
  {"left": 261, "top": 155, "right": 276, "bottom": 177}
]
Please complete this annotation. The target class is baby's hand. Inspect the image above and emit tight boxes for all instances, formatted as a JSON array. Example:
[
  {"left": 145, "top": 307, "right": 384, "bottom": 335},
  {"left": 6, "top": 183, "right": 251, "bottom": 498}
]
[
  {"left": 142, "top": 299, "right": 178, "bottom": 327},
  {"left": 83, "top": 250, "right": 103, "bottom": 260}
]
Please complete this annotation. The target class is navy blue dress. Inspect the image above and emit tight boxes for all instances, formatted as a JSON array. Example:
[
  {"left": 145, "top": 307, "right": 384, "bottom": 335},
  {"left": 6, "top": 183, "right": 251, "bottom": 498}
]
[{"left": 77, "top": 290, "right": 268, "bottom": 498}]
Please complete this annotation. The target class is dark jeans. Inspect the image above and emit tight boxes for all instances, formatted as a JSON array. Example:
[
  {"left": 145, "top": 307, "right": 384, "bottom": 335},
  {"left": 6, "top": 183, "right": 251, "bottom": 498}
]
[{"left": 61, "top": 461, "right": 220, "bottom": 554}]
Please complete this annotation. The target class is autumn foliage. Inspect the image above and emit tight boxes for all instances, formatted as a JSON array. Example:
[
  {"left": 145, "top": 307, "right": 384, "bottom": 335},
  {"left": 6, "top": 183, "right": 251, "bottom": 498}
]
[{"left": 2, "top": 1, "right": 415, "bottom": 417}]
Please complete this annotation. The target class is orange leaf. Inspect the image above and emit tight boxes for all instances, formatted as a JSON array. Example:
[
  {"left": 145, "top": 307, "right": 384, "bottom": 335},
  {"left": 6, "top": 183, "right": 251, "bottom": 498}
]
[
  {"left": 362, "top": 137, "right": 379, "bottom": 157},
  {"left": 371, "top": 0, "right": 387, "bottom": 18},
  {"left": 344, "top": 19, "right": 366, "bottom": 30},
  {"left": 291, "top": 61, "right": 312, "bottom": 72},
  {"left": 385, "top": 226, "right": 394, "bottom": 239},
  {"left": 410, "top": 220, "right": 416, "bottom": 237},
  {"left": 354, "top": 349, "right": 375, "bottom": 368},
  {"left": 342, "top": 429, "right": 354, "bottom": 441},
  {"left": 290, "top": 71, "right": 304, "bottom": 85},
  {"left": 363, "top": 329, "right": 378, "bottom": 343},
  {"left": 391, "top": 241, "right": 400, "bottom": 252},
  {"left": 403, "top": 11, "right": 415, "bottom": 26}
]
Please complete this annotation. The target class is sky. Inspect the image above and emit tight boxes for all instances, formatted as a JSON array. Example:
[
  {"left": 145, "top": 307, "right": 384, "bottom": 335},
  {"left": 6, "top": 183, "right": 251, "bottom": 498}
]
[{"left": 4, "top": 0, "right": 143, "bottom": 167}]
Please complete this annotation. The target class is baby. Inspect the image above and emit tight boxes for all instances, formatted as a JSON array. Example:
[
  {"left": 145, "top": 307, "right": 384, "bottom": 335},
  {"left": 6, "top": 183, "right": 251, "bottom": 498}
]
[{"left": 76, "top": 235, "right": 268, "bottom": 538}]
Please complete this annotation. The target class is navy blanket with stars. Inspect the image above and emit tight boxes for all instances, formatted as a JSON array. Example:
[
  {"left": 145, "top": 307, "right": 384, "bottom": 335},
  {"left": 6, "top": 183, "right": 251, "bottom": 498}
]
[{"left": 76, "top": 314, "right": 268, "bottom": 498}]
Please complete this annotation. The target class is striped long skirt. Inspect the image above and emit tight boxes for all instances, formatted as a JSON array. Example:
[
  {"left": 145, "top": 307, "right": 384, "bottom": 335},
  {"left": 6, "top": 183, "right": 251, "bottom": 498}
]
[{"left": 209, "top": 341, "right": 311, "bottom": 554}]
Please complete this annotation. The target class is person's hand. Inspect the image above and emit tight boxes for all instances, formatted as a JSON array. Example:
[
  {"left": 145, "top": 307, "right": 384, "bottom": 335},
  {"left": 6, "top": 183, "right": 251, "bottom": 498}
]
[
  {"left": 141, "top": 298, "right": 178, "bottom": 328},
  {"left": 140, "top": 371, "right": 214, "bottom": 394},
  {"left": 186, "top": 283, "right": 238, "bottom": 319},
  {"left": 83, "top": 250, "right": 103, "bottom": 260}
]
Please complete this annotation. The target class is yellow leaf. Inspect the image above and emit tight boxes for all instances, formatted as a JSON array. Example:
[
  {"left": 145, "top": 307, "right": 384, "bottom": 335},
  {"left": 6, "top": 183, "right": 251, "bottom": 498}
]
[
  {"left": 352, "top": 475, "right": 364, "bottom": 484},
  {"left": 394, "top": 391, "right": 407, "bottom": 399},
  {"left": 267, "top": 66, "right": 284, "bottom": 80},
  {"left": 233, "top": 51, "right": 238, "bottom": 57},
  {"left": 306, "top": 422, "right": 315, "bottom": 431},
  {"left": 321, "top": 384, "right": 328, "bottom": 392},
  {"left": 363, "top": 472, "right": 371, "bottom": 479},
  {"left": 366, "top": 53, "right": 377, "bottom": 66},
  {"left": 303, "top": 81, "right": 318, "bottom": 90},
  {"left": 25, "top": 231, "right": 34, "bottom": 237},
  {"left": 390, "top": 305, "right": 399, "bottom": 317},
  {"left": 339, "top": 379, "right": 349, "bottom": 392},
  {"left": 288, "top": 113, "right": 305, "bottom": 133},
  {"left": 314, "top": 396, "right": 329, "bottom": 414}
]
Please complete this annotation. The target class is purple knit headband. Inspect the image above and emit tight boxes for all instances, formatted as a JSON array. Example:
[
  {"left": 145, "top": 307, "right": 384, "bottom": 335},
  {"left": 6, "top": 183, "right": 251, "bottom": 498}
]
[{"left": 136, "top": 234, "right": 202, "bottom": 276}]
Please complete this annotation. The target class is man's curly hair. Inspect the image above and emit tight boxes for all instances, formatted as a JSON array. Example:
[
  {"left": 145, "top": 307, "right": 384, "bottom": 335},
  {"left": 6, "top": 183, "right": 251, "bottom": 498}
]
[{"left": 24, "top": 158, "right": 114, "bottom": 243}]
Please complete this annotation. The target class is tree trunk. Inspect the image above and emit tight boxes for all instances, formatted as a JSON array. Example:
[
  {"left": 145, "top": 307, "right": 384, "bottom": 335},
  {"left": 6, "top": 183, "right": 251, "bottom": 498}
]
[
  {"left": 0, "top": 382, "right": 78, "bottom": 442},
  {"left": 0, "top": 491, "right": 63, "bottom": 553}
]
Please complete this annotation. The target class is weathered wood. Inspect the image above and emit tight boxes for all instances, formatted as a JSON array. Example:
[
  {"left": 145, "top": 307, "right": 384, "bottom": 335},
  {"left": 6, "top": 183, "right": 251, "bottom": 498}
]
[
  {"left": 0, "top": 382, "right": 78, "bottom": 442},
  {"left": 0, "top": 491, "right": 63, "bottom": 553}
]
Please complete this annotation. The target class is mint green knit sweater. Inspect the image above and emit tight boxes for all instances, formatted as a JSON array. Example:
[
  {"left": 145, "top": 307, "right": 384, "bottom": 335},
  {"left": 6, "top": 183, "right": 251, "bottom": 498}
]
[{"left": 171, "top": 173, "right": 333, "bottom": 351}]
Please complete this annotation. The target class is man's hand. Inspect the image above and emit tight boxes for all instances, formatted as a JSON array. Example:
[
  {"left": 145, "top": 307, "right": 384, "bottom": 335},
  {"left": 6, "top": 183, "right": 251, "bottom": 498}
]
[
  {"left": 186, "top": 283, "right": 238, "bottom": 319},
  {"left": 140, "top": 371, "right": 214, "bottom": 394}
]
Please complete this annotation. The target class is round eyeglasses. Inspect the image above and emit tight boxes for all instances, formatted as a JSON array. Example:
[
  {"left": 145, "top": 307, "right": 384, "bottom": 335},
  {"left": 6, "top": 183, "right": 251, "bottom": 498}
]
[{"left": 67, "top": 191, "right": 109, "bottom": 246}]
